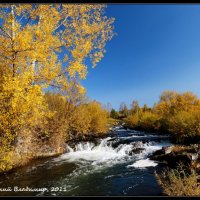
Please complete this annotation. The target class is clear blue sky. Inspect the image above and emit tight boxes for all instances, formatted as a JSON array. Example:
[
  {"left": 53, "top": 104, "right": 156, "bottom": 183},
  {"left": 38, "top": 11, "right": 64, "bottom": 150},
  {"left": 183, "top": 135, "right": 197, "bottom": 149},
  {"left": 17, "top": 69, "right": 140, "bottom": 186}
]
[{"left": 82, "top": 4, "right": 200, "bottom": 110}]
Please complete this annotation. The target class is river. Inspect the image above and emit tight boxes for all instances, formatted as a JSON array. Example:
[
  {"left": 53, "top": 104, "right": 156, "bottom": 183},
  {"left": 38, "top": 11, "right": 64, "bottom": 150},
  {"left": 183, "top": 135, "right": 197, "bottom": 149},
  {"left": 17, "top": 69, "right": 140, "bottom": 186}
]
[{"left": 0, "top": 127, "right": 172, "bottom": 196}]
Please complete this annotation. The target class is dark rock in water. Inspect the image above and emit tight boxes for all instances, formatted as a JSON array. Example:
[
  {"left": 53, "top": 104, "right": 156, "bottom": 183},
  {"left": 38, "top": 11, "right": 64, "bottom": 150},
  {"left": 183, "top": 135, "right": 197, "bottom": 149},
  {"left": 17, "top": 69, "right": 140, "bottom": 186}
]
[
  {"left": 162, "top": 146, "right": 173, "bottom": 154},
  {"left": 149, "top": 146, "right": 199, "bottom": 167},
  {"left": 151, "top": 149, "right": 165, "bottom": 157},
  {"left": 148, "top": 142, "right": 200, "bottom": 175},
  {"left": 187, "top": 153, "right": 198, "bottom": 161},
  {"left": 150, "top": 152, "right": 192, "bottom": 167},
  {"left": 187, "top": 149, "right": 198, "bottom": 153},
  {"left": 128, "top": 148, "right": 145, "bottom": 155},
  {"left": 66, "top": 134, "right": 101, "bottom": 149},
  {"left": 149, "top": 146, "right": 172, "bottom": 159},
  {"left": 149, "top": 146, "right": 199, "bottom": 169}
]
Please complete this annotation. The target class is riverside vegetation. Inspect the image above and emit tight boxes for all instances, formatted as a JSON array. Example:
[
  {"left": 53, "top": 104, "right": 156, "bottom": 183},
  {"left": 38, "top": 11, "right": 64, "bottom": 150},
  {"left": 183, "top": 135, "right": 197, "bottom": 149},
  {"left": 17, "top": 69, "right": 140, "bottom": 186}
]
[
  {"left": 0, "top": 4, "right": 114, "bottom": 172},
  {"left": 123, "top": 90, "right": 200, "bottom": 144}
]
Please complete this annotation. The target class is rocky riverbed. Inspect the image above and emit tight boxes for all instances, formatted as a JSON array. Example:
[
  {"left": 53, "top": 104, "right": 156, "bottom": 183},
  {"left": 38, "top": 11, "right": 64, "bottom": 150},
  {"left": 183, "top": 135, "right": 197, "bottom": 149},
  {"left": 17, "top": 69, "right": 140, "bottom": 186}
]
[{"left": 150, "top": 144, "right": 200, "bottom": 174}]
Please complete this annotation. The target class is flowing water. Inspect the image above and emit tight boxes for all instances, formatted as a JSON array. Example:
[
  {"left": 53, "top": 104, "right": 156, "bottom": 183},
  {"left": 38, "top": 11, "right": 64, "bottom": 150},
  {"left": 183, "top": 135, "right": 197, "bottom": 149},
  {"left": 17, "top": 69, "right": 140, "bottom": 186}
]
[{"left": 0, "top": 127, "right": 172, "bottom": 196}]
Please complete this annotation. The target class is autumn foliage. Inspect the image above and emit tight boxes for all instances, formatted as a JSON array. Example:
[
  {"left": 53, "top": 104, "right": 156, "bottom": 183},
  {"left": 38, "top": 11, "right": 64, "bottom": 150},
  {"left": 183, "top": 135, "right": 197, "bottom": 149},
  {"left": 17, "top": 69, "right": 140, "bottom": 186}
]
[
  {"left": 156, "top": 164, "right": 200, "bottom": 196},
  {"left": 124, "top": 91, "right": 200, "bottom": 143},
  {"left": 0, "top": 4, "right": 114, "bottom": 172}
]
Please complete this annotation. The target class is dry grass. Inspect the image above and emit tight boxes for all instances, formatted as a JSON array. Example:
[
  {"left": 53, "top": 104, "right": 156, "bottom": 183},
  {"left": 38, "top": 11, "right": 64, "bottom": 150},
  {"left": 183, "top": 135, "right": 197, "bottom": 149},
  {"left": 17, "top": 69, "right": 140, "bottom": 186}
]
[
  {"left": 156, "top": 164, "right": 200, "bottom": 196},
  {"left": 171, "top": 145, "right": 188, "bottom": 153}
]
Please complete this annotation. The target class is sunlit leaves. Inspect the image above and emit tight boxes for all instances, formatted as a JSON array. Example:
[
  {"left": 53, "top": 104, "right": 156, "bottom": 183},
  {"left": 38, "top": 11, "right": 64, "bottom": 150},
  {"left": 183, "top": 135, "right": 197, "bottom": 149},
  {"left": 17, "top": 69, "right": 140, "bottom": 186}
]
[
  {"left": 0, "top": 4, "right": 114, "bottom": 92},
  {"left": 125, "top": 90, "right": 200, "bottom": 143},
  {"left": 0, "top": 4, "right": 114, "bottom": 171}
]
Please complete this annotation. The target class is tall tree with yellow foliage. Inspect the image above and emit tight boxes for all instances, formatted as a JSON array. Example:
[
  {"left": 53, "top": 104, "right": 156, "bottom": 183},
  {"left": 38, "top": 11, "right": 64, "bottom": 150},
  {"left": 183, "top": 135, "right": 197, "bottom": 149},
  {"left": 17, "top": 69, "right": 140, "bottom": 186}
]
[
  {"left": 0, "top": 4, "right": 114, "bottom": 91},
  {"left": 0, "top": 4, "right": 114, "bottom": 171}
]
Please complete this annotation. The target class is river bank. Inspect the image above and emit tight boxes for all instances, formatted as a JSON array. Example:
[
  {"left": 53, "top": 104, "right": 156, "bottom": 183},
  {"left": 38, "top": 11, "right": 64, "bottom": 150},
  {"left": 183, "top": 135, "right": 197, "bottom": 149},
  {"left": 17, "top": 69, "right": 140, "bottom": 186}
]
[
  {"left": 0, "top": 131, "right": 112, "bottom": 174},
  {"left": 2, "top": 125, "right": 199, "bottom": 196},
  {"left": 1, "top": 120, "right": 123, "bottom": 174},
  {"left": 0, "top": 127, "right": 172, "bottom": 196}
]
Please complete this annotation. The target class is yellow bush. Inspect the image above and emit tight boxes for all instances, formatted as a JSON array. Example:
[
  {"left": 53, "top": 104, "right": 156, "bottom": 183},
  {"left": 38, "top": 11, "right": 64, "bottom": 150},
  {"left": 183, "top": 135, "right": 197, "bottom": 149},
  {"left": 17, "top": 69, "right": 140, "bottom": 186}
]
[
  {"left": 124, "top": 114, "right": 139, "bottom": 129},
  {"left": 124, "top": 111, "right": 161, "bottom": 132},
  {"left": 168, "top": 110, "right": 200, "bottom": 142},
  {"left": 69, "top": 104, "right": 91, "bottom": 136},
  {"left": 0, "top": 73, "right": 49, "bottom": 151},
  {"left": 0, "top": 152, "right": 13, "bottom": 173},
  {"left": 44, "top": 95, "right": 109, "bottom": 139},
  {"left": 156, "top": 165, "right": 200, "bottom": 196},
  {"left": 87, "top": 101, "right": 108, "bottom": 134},
  {"left": 155, "top": 91, "right": 200, "bottom": 116},
  {"left": 138, "top": 111, "right": 161, "bottom": 131},
  {"left": 70, "top": 101, "right": 108, "bottom": 136}
]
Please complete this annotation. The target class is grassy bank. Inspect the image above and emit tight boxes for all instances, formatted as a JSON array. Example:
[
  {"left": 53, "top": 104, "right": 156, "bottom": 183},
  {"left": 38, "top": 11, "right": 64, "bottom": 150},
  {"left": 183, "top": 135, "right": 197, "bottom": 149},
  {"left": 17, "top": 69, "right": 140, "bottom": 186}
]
[{"left": 156, "top": 164, "right": 200, "bottom": 196}]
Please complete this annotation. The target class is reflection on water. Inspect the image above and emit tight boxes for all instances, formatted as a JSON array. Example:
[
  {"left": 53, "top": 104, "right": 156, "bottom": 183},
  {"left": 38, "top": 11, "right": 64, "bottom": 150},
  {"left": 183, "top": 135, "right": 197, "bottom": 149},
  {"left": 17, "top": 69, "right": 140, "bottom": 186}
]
[{"left": 0, "top": 128, "right": 172, "bottom": 196}]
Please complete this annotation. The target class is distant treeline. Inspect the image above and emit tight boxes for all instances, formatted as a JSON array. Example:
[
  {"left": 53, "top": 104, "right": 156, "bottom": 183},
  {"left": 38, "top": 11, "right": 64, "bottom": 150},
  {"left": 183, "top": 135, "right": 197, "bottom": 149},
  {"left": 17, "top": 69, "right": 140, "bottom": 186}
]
[{"left": 109, "top": 91, "right": 200, "bottom": 144}]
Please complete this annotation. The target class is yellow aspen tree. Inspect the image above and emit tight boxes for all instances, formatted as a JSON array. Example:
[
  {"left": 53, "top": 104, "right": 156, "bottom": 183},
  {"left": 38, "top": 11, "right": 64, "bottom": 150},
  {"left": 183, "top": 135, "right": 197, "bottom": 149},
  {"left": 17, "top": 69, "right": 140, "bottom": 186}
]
[
  {"left": 0, "top": 4, "right": 114, "bottom": 91},
  {"left": 0, "top": 4, "right": 115, "bottom": 170}
]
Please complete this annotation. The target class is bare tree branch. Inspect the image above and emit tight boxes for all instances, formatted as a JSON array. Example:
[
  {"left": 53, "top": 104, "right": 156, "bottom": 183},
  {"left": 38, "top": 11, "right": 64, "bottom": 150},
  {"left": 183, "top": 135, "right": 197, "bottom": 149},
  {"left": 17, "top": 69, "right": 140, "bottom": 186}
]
[{"left": 0, "top": 27, "right": 11, "bottom": 39}]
